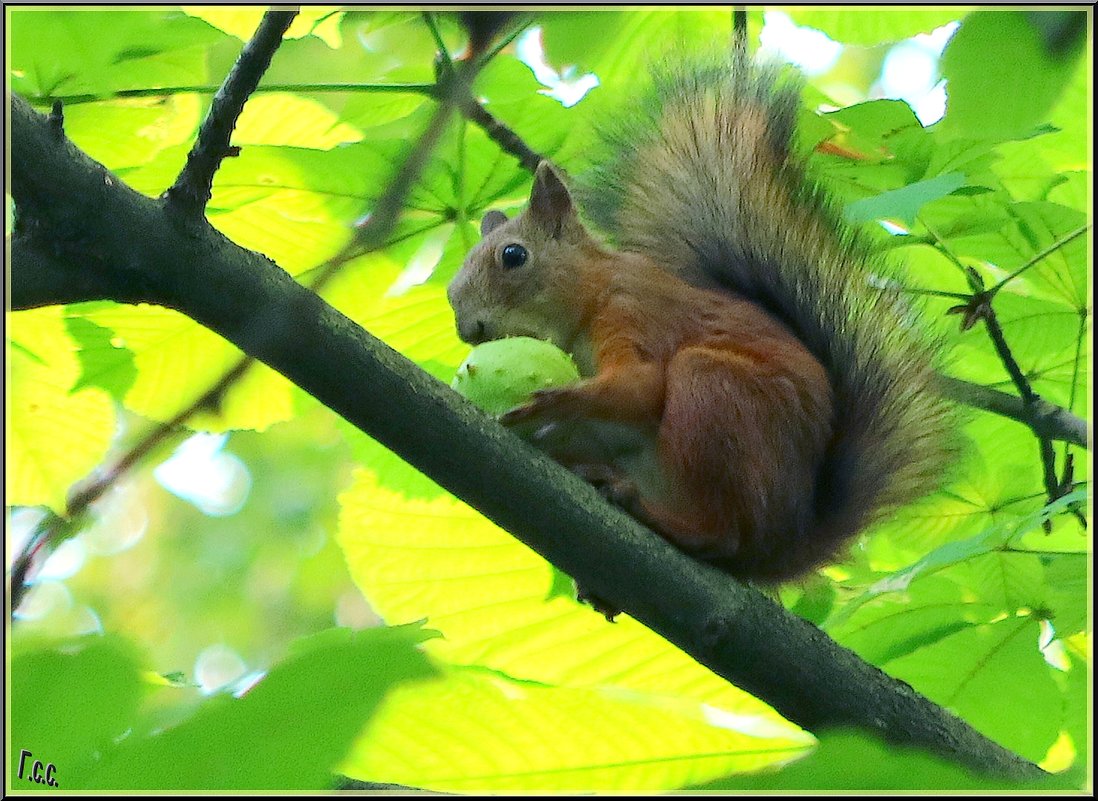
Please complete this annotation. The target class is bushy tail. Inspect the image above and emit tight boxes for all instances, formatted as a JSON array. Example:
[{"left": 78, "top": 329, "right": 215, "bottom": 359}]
[{"left": 578, "top": 53, "right": 958, "bottom": 571}]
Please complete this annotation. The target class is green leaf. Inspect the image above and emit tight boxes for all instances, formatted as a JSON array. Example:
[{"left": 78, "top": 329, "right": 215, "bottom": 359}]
[
  {"left": 828, "top": 575, "right": 999, "bottom": 665},
  {"left": 68, "top": 303, "right": 295, "bottom": 433},
  {"left": 1059, "top": 651, "right": 1088, "bottom": 770},
  {"left": 884, "top": 616, "right": 1062, "bottom": 762},
  {"left": 181, "top": 7, "right": 345, "bottom": 45},
  {"left": 919, "top": 199, "right": 1088, "bottom": 311},
  {"left": 65, "top": 314, "right": 137, "bottom": 401},
  {"left": 7, "top": 308, "right": 116, "bottom": 512},
  {"left": 83, "top": 625, "right": 437, "bottom": 790},
  {"left": 10, "top": 635, "right": 145, "bottom": 789},
  {"left": 1045, "top": 170, "right": 1087, "bottom": 212},
  {"left": 848, "top": 489, "right": 1081, "bottom": 614},
  {"left": 342, "top": 666, "right": 812, "bottom": 792},
  {"left": 824, "top": 99, "right": 924, "bottom": 152},
  {"left": 1042, "top": 555, "right": 1088, "bottom": 637},
  {"left": 1040, "top": 54, "right": 1089, "bottom": 171},
  {"left": 540, "top": 9, "right": 731, "bottom": 97},
  {"left": 786, "top": 9, "right": 966, "bottom": 46},
  {"left": 695, "top": 728, "right": 1080, "bottom": 791},
  {"left": 834, "top": 478, "right": 1084, "bottom": 632},
  {"left": 844, "top": 171, "right": 965, "bottom": 225},
  {"left": 336, "top": 457, "right": 799, "bottom": 733},
  {"left": 939, "top": 11, "right": 1084, "bottom": 142},
  {"left": 332, "top": 11, "right": 460, "bottom": 84},
  {"left": 8, "top": 8, "right": 223, "bottom": 97}
]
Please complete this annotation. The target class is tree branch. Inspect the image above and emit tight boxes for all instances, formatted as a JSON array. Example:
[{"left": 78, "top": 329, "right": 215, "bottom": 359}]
[
  {"left": 456, "top": 92, "right": 543, "bottom": 173},
  {"left": 9, "top": 234, "right": 128, "bottom": 307},
  {"left": 931, "top": 214, "right": 1089, "bottom": 526},
  {"left": 20, "top": 82, "right": 437, "bottom": 107},
  {"left": 938, "top": 375, "right": 1089, "bottom": 448},
  {"left": 8, "top": 91, "right": 1047, "bottom": 781},
  {"left": 164, "top": 8, "right": 299, "bottom": 216}
]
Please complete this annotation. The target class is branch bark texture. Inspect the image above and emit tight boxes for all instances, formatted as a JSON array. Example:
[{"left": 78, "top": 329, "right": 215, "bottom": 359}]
[
  {"left": 937, "top": 375, "right": 1089, "bottom": 448},
  {"left": 164, "top": 9, "right": 298, "bottom": 215},
  {"left": 9, "top": 92, "right": 1047, "bottom": 781}
]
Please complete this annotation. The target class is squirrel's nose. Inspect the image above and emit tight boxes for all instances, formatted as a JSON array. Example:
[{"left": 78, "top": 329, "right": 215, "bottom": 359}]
[{"left": 458, "top": 318, "right": 488, "bottom": 345}]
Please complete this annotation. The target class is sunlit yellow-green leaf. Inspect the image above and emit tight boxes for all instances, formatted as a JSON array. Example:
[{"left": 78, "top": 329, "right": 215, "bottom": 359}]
[
  {"left": 72, "top": 304, "right": 293, "bottom": 432},
  {"left": 337, "top": 465, "right": 793, "bottom": 717},
  {"left": 6, "top": 6, "right": 1091, "bottom": 792},
  {"left": 7, "top": 307, "right": 116, "bottom": 512},
  {"left": 121, "top": 139, "right": 405, "bottom": 273},
  {"left": 231, "top": 93, "right": 363, "bottom": 148},
  {"left": 342, "top": 666, "right": 812, "bottom": 792},
  {"left": 61, "top": 95, "right": 201, "bottom": 171},
  {"left": 319, "top": 227, "right": 472, "bottom": 378},
  {"left": 181, "top": 7, "right": 345, "bottom": 46}
]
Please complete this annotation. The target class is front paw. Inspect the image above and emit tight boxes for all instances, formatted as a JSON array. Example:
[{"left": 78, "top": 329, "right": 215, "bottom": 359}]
[{"left": 499, "top": 387, "right": 575, "bottom": 427}]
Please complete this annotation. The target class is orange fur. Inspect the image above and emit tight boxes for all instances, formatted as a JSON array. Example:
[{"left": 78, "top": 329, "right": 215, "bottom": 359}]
[
  {"left": 450, "top": 57, "right": 955, "bottom": 589},
  {"left": 449, "top": 163, "right": 836, "bottom": 581}
]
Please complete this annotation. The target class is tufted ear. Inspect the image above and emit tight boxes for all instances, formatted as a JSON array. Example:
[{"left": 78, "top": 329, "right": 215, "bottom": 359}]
[
  {"left": 528, "top": 161, "right": 574, "bottom": 238},
  {"left": 481, "top": 209, "right": 508, "bottom": 236}
]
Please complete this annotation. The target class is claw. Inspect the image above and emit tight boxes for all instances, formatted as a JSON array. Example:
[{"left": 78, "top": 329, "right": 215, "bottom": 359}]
[
  {"left": 499, "top": 403, "right": 536, "bottom": 426},
  {"left": 576, "top": 584, "right": 621, "bottom": 621},
  {"left": 531, "top": 422, "right": 560, "bottom": 443}
]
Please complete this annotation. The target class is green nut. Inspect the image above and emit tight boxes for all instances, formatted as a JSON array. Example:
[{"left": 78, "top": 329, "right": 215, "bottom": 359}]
[{"left": 451, "top": 336, "right": 580, "bottom": 416}]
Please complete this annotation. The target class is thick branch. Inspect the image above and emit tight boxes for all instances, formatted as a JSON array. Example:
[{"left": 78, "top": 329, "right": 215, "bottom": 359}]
[
  {"left": 9, "top": 92, "right": 1047, "bottom": 780},
  {"left": 164, "top": 9, "right": 298, "bottom": 215},
  {"left": 9, "top": 234, "right": 124, "bottom": 307}
]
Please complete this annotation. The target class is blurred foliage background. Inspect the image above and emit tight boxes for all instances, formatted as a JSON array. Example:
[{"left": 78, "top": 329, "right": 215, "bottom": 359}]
[{"left": 6, "top": 6, "right": 1091, "bottom": 792}]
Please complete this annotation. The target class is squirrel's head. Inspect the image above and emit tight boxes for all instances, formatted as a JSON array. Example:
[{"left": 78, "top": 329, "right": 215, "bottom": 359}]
[{"left": 448, "top": 161, "right": 597, "bottom": 352}]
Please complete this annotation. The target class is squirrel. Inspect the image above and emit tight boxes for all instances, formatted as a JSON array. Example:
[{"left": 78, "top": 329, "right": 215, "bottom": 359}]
[{"left": 447, "top": 53, "right": 956, "bottom": 586}]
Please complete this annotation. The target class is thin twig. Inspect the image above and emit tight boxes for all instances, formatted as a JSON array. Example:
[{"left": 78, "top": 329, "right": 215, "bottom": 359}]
[
  {"left": 422, "top": 11, "right": 454, "bottom": 67},
  {"left": 164, "top": 9, "right": 299, "bottom": 216},
  {"left": 936, "top": 375, "right": 1089, "bottom": 448},
  {"left": 924, "top": 218, "right": 1086, "bottom": 528},
  {"left": 333, "top": 56, "right": 486, "bottom": 271},
  {"left": 9, "top": 359, "right": 253, "bottom": 613},
  {"left": 975, "top": 303, "right": 1076, "bottom": 524},
  {"left": 989, "top": 223, "right": 1090, "bottom": 296},
  {"left": 980, "top": 307, "right": 1039, "bottom": 404},
  {"left": 456, "top": 95, "right": 544, "bottom": 173},
  {"left": 23, "top": 82, "right": 437, "bottom": 107}
]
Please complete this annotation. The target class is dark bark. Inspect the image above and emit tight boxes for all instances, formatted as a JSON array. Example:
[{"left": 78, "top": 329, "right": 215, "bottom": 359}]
[
  {"left": 936, "top": 375, "right": 1088, "bottom": 448},
  {"left": 164, "top": 9, "right": 298, "bottom": 216}
]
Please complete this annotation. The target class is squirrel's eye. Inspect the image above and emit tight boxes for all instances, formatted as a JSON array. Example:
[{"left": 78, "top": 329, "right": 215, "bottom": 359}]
[{"left": 501, "top": 244, "right": 528, "bottom": 269}]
